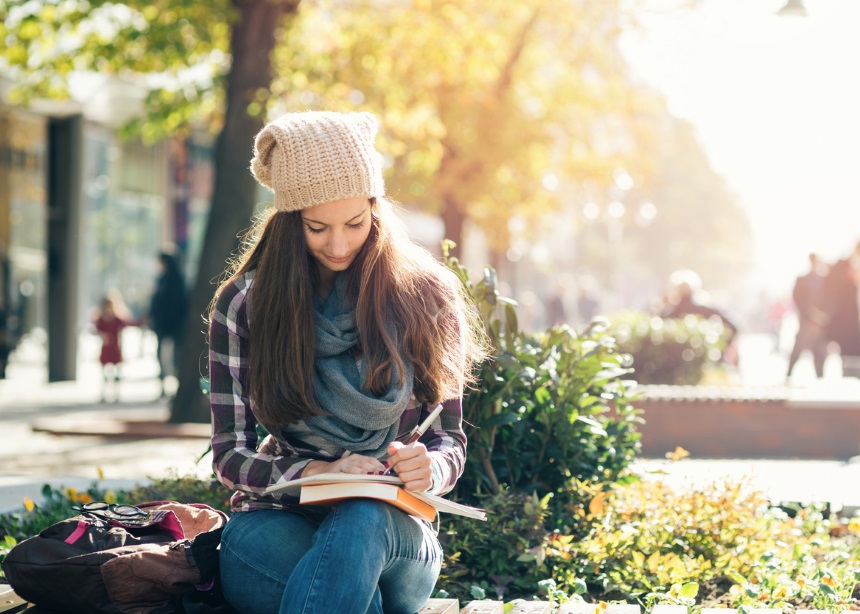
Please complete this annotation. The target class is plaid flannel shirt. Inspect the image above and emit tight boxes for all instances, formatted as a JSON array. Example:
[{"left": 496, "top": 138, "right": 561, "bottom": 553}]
[{"left": 208, "top": 271, "right": 467, "bottom": 512}]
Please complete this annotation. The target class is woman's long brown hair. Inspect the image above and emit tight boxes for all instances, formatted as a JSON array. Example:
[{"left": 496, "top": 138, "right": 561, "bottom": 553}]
[{"left": 211, "top": 198, "right": 487, "bottom": 427}]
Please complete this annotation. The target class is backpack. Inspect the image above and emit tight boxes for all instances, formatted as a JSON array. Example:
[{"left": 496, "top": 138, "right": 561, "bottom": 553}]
[{"left": 2, "top": 501, "right": 230, "bottom": 614}]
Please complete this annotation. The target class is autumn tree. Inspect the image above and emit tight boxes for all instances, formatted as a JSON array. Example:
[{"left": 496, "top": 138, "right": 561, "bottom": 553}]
[
  {"left": 611, "top": 103, "right": 754, "bottom": 301},
  {"left": 272, "top": 0, "right": 651, "bottom": 265},
  {"left": 0, "top": 0, "right": 299, "bottom": 422}
]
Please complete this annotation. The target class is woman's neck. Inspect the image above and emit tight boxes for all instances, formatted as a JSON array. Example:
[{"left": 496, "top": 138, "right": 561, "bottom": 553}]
[{"left": 317, "top": 267, "right": 337, "bottom": 302}]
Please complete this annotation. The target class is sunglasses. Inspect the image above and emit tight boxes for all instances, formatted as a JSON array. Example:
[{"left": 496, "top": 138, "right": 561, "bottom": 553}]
[{"left": 72, "top": 501, "right": 151, "bottom": 525}]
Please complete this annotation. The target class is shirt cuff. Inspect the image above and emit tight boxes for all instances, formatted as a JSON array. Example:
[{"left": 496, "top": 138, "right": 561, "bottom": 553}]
[{"left": 427, "top": 454, "right": 450, "bottom": 496}]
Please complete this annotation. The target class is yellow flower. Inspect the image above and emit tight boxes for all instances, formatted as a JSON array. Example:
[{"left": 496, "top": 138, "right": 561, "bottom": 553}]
[
  {"left": 77, "top": 493, "right": 93, "bottom": 504},
  {"left": 65, "top": 487, "right": 78, "bottom": 501},
  {"left": 104, "top": 491, "right": 118, "bottom": 504},
  {"left": 822, "top": 577, "right": 837, "bottom": 588},
  {"left": 23, "top": 497, "right": 34, "bottom": 512},
  {"left": 848, "top": 517, "right": 860, "bottom": 533},
  {"left": 773, "top": 587, "right": 787, "bottom": 599},
  {"left": 666, "top": 446, "right": 690, "bottom": 462}
]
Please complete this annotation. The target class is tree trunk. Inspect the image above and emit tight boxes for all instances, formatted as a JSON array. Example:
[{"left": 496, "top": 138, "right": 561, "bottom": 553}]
[
  {"left": 170, "top": 0, "right": 299, "bottom": 423},
  {"left": 440, "top": 192, "right": 465, "bottom": 260}
]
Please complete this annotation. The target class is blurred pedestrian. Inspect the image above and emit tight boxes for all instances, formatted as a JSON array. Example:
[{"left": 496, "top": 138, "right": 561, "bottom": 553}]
[
  {"left": 0, "top": 302, "right": 9, "bottom": 380},
  {"left": 786, "top": 253, "right": 829, "bottom": 379},
  {"left": 93, "top": 290, "right": 138, "bottom": 402},
  {"left": 660, "top": 269, "right": 738, "bottom": 364},
  {"left": 575, "top": 276, "right": 600, "bottom": 329},
  {"left": 1, "top": 249, "right": 16, "bottom": 379},
  {"left": 148, "top": 249, "right": 188, "bottom": 397},
  {"left": 823, "top": 240, "right": 860, "bottom": 377},
  {"left": 545, "top": 282, "right": 568, "bottom": 327}
]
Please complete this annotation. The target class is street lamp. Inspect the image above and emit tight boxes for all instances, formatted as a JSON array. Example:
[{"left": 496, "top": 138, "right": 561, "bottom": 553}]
[{"left": 777, "top": 0, "right": 807, "bottom": 16}]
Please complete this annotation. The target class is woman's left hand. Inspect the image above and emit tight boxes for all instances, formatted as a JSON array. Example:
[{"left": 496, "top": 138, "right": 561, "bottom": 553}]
[{"left": 386, "top": 441, "right": 432, "bottom": 492}]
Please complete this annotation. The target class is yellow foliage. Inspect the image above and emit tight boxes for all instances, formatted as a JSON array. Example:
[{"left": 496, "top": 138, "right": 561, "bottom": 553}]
[
  {"left": 588, "top": 491, "right": 606, "bottom": 517},
  {"left": 273, "top": 0, "right": 656, "bottom": 252},
  {"left": 666, "top": 446, "right": 690, "bottom": 462}
]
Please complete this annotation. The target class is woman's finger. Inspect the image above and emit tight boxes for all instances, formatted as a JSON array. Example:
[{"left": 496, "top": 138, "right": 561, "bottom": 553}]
[{"left": 337, "top": 455, "right": 385, "bottom": 474}]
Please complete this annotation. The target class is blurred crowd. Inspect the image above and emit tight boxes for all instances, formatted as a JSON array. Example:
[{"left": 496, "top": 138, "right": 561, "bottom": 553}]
[
  {"left": 518, "top": 239, "right": 860, "bottom": 384},
  {"left": 784, "top": 241, "right": 860, "bottom": 380}
]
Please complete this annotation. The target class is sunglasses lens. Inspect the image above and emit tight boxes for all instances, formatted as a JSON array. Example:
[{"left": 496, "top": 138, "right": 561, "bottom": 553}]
[
  {"left": 113, "top": 505, "right": 144, "bottom": 517},
  {"left": 83, "top": 502, "right": 109, "bottom": 511}
]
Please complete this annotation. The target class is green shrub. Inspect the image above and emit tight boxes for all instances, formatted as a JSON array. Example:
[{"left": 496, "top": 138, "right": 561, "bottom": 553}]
[
  {"left": 440, "top": 473, "right": 860, "bottom": 609},
  {"left": 444, "top": 244, "right": 641, "bottom": 508},
  {"left": 436, "top": 478, "right": 607, "bottom": 603},
  {"left": 0, "top": 483, "right": 116, "bottom": 546},
  {"left": 124, "top": 473, "right": 233, "bottom": 513},
  {"left": 610, "top": 310, "right": 732, "bottom": 385},
  {"left": 436, "top": 487, "right": 566, "bottom": 601}
]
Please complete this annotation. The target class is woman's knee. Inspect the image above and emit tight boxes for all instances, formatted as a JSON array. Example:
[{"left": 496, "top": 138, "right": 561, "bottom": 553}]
[{"left": 219, "top": 510, "right": 317, "bottom": 613}]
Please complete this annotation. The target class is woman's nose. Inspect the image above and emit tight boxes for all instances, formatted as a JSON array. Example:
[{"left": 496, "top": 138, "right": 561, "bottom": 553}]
[{"left": 328, "top": 231, "right": 348, "bottom": 256}]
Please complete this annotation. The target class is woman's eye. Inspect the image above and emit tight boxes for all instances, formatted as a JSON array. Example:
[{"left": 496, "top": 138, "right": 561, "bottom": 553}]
[
  {"left": 306, "top": 226, "right": 324, "bottom": 234},
  {"left": 347, "top": 221, "right": 365, "bottom": 230}
]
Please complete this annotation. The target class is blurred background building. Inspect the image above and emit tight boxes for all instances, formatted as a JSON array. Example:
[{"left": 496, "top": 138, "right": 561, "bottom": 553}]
[{"left": 0, "top": 79, "right": 214, "bottom": 381}]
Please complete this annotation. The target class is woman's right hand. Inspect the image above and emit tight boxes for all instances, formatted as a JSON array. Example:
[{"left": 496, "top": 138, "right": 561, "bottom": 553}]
[{"left": 303, "top": 454, "right": 386, "bottom": 477}]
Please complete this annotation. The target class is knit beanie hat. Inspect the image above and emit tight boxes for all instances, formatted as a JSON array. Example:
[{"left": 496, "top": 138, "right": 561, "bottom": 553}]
[{"left": 250, "top": 111, "right": 385, "bottom": 212}]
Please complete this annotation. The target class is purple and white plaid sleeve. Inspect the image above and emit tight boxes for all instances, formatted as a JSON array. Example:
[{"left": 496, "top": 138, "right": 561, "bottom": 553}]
[{"left": 208, "top": 274, "right": 311, "bottom": 501}]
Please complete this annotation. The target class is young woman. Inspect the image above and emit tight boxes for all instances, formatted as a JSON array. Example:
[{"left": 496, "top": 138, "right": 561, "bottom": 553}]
[{"left": 208, "top": 111, "right": 487, "bottom": 614}]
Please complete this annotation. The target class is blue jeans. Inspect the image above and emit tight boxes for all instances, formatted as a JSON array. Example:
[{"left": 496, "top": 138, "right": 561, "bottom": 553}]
[{"left": 219, "top": 500, "right": 443, "bottom": 614}]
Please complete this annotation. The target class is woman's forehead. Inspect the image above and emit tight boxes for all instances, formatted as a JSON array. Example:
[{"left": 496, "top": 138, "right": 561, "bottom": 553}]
[{"left": 301, "top": 197, "right": 369, "bottom": 224}]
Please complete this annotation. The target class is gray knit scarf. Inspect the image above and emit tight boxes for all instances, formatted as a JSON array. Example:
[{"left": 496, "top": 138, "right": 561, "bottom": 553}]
[{"left": 304, "top": 274, "right": 413, "bottom": 458}]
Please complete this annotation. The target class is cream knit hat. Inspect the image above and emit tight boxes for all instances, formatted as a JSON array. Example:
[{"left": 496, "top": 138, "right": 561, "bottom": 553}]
[{"left": 250, "top": 111, "right": 385, "bottom": 212}]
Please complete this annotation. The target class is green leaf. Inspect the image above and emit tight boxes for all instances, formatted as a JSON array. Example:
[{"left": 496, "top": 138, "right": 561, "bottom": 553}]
[
  {"left": 482, "top": 412, "right": 520, "bottom": 427},
  {"left": 495, "top": 352, "right": 521, "bottom": 372},
  {"left": 680, "top": 582, "right": 698, "bottom": 598},
  {"left": 818, "top": 582, "right": 837, "bottom": 596}
]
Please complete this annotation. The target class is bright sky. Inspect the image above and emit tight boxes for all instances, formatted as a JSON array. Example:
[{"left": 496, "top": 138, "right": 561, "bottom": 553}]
[{"left": 619, "top": 0, "right": 860, "bottom": 298}]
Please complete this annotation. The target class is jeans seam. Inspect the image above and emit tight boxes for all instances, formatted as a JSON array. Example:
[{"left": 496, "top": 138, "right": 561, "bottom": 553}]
[
  {"left": 297, "top": 503, "right": 340, "bottom": 613},
  {"left": 221, "top": 539, "right": 286, "bottom": 586}
]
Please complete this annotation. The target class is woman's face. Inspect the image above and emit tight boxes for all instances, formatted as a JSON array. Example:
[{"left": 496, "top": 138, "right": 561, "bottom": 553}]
[{"left": 301, "top": 196, "right": 372, "bottom": 280}]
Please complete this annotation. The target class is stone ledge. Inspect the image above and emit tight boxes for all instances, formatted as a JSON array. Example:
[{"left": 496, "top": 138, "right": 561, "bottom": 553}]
[{"left": 30, "top": 418, "right": 210, "bottom": 439}]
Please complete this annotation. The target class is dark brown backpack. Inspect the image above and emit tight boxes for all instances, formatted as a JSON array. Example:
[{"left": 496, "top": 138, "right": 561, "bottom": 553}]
[{"left": 2, "top": 501, "right": 228, "bottom": 614}]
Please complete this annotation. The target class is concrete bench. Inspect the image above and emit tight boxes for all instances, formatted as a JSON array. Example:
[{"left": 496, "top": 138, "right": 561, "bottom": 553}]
[
  {"left": 0, "top": 586, "right": 28, "bottom": 614},
  {"left": 0, "top": 588, "right": 555, "bottom": 614},
  {"left": 1, "top": 585, "right": 554, "bottom": 614},
  {"left": 1, "top": 587, "right": 852, "bottom": 614},
  {"left": 423, "top": 599, "right": 552, "bottom": 613}
]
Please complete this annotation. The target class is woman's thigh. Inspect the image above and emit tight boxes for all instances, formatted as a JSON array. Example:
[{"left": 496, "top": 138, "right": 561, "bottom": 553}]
[
  {"left": 219, "top": 509, "right": 317, "bottom": 614},
  {"left": 321, "top": 499, "right": 442, "bottom": 613}
]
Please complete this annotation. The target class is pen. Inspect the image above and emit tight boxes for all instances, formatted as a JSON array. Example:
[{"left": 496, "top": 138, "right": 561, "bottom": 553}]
[{"left": 382, "top": 403, "right": 445, "bottom": 473}]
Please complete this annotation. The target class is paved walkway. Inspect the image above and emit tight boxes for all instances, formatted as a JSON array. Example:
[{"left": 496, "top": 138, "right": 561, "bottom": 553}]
[
  {"left": 0, "top": 330, "right": 858, "bottom": 515},
  {"left": 0, "top": 330, "right": 211, "bottom": 512}
]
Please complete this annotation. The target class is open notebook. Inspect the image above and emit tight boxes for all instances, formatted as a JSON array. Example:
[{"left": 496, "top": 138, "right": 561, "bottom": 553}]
[{"left": 263, "top": 473, "right": 486, "bottom": 521}]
